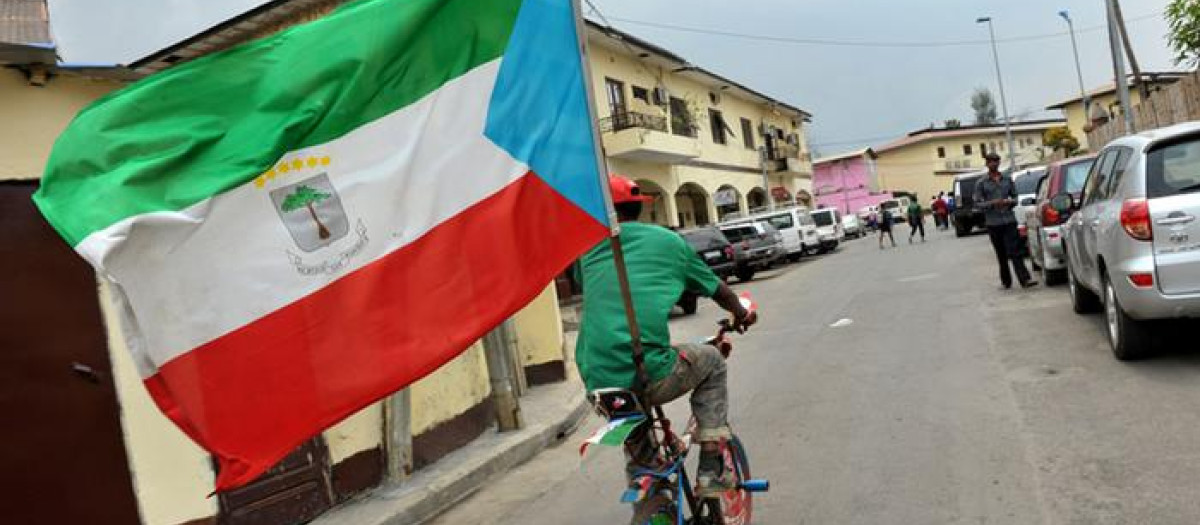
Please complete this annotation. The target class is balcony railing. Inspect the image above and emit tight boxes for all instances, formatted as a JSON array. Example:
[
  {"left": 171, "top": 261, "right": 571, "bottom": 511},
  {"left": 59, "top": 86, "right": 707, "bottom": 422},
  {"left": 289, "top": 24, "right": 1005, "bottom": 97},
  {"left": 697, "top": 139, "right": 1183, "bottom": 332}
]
[
  {"left": 599, "top": 111, "right": 668, "bottom": 134},
  {"left": 768, "top": 144, "right": 801, "bottom": 160}
]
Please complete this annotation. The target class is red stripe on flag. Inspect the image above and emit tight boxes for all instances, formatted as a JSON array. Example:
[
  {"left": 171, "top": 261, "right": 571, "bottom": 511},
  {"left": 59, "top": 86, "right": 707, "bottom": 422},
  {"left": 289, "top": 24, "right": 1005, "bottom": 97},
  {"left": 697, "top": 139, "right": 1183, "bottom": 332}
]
[{"left": 143, "top": 172, "right": 607, "bottom": 490}]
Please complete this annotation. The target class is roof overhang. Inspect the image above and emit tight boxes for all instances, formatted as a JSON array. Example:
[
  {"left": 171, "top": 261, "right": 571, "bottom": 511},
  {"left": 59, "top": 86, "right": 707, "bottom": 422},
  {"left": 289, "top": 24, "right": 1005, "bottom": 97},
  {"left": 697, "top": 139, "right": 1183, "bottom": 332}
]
[
  {"left": 127, "top": 0, "right": 349, "bottom": 78},
  {"left": 0, "top": 41, "right": 54, "bottom": 64}
]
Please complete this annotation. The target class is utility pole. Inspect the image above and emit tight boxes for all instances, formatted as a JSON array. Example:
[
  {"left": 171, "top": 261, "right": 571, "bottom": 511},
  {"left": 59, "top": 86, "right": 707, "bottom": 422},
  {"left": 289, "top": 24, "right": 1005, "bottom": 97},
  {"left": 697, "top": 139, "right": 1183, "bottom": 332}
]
[
  {"left": 1106, "top": 0, "right": 1136, "bottom": 133},
  {"left": 1110, "top": 0, "right": 1149, "bottom": 101},
  {"left": 759, "top": 145, "right": 774, "bottom": 211},
  {"left": 977, "top": 17, "right": 1018, "bottom": 172}
]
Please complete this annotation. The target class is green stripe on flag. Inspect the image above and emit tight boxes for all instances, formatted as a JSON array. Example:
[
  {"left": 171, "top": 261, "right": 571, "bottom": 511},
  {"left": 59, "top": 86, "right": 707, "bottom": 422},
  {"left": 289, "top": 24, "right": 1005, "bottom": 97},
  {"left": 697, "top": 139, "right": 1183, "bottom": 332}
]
[{"left": 35, "top": 0, "right": 522, "bottom": 247}]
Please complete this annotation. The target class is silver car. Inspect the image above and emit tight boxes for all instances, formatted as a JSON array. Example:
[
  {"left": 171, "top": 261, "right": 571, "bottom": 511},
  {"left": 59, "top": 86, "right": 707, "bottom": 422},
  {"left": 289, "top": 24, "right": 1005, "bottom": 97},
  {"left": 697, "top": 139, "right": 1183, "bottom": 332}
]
[{"left": 1064, "top": 122, "right": 1200, "bottom": 360}]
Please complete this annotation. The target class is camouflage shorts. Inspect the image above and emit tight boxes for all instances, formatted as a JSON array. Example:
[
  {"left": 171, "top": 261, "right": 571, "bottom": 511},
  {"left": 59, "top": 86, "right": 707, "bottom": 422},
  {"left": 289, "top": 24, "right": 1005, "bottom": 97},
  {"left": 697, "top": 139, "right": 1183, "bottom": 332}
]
[{"left": 644, "top": 342, "right": 731, "bottom": 442}]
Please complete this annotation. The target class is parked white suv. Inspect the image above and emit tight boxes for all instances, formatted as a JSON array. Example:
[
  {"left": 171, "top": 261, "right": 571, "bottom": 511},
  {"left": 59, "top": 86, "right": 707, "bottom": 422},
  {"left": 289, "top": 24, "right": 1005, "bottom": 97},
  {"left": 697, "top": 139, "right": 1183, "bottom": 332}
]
[{"left": 1064, "top": 122, "right": 1200, "bottom": 359}]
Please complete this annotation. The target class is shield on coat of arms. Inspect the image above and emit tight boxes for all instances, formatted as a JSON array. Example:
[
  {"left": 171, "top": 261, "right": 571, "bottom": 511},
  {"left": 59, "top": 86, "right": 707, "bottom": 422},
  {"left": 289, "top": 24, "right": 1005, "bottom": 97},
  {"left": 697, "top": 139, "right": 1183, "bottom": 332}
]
[{"left": 270, "top": 173, "right": 350, "bottom": 252}]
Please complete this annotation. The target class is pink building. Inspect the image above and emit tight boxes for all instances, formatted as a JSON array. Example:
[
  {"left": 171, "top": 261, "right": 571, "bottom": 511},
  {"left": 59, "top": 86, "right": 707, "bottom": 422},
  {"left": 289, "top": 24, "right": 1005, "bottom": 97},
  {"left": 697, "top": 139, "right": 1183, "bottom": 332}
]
[{"left": 812, "top": 148, "right": 893, "bottom": 216}]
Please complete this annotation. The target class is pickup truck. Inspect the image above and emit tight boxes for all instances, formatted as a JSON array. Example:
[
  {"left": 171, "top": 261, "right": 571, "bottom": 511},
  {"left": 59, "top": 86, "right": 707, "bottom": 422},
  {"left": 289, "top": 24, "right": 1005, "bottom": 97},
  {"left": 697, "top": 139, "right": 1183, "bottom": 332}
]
[{"left": 718, "top": 221, "right": 785, "bottom": 281}]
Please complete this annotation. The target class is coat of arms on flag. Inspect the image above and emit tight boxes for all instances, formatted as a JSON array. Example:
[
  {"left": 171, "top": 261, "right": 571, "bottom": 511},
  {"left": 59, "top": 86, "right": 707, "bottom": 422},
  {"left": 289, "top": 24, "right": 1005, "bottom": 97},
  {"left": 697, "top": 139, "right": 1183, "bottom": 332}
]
[{"left": 34, "top": 0, "right": 610, "bottom": 490}]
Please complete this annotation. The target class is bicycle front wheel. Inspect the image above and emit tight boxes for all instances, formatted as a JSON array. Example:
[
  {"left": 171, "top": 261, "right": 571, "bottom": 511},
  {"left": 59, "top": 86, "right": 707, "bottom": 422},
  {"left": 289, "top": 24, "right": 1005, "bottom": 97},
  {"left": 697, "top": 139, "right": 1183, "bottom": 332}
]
[{"left": 715, "top": 435, "right": 753, "bottom": 525}]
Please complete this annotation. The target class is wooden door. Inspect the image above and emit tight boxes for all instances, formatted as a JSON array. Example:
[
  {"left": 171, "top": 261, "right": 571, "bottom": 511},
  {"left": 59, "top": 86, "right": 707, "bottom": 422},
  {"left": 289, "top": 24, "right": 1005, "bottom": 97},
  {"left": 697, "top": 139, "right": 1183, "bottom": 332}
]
[{"left": 0, "top": 181, "right": 142, "bottom": 524}]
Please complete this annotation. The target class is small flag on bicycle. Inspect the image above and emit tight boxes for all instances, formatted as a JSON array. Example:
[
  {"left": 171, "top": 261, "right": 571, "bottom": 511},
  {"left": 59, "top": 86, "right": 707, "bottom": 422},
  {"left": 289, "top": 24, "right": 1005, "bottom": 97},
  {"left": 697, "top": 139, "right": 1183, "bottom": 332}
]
[{"left": 580, "top": 416, "right": 646, "bottom": 456}]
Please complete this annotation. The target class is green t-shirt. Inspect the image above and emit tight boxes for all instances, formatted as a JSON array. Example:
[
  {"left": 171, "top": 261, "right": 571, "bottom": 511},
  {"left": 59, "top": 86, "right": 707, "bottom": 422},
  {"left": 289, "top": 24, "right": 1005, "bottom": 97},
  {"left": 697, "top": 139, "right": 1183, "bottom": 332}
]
[
  {"left": 907, "top": 201, "right": 922, "bottom": 219},
  {"left": 575, "top": 222, "right": 722, "bottom": 391}
]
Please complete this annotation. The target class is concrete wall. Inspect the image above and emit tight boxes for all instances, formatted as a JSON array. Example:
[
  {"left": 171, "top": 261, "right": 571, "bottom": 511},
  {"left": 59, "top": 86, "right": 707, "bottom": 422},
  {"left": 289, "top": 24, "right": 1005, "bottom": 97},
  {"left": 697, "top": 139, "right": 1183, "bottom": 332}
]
[
  {"left": 512, "top": 284, "right": 565, "bottom": 369},
  {"left": 0, "top": 69, "right": 121, "bottom": 180},
  {"left": 101, "top": 282, "right": 219, "bottom": 525},
  {"left": 409, "top": 343, "right": 491, "bottom": 436}
]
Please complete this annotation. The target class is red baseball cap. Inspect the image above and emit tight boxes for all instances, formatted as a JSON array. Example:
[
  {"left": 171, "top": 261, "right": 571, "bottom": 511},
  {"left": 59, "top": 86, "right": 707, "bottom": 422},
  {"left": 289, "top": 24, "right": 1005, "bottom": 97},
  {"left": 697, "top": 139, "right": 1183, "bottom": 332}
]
[{"left": 609, "top": 175, "right": 654, "bottom": 204}]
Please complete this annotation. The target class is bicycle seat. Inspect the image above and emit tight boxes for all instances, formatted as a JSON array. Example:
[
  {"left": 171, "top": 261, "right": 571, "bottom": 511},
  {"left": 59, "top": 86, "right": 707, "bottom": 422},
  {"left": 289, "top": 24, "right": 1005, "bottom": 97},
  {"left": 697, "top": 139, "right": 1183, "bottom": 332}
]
[{"left": 589, "top": 388, "right": 647, "bottom": 421}]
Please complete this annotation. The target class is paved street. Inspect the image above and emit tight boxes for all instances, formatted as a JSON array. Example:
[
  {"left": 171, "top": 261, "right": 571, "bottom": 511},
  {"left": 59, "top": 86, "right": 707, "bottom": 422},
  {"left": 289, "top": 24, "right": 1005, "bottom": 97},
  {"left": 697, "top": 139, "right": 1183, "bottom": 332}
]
[{"left": 431, "top": 226, "right": 1200, "bottom": 525}]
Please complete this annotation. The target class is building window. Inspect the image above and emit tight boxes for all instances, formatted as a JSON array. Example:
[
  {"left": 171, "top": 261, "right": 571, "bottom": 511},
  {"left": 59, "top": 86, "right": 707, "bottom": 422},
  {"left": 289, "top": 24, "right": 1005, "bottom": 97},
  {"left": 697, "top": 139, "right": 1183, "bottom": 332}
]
[
  {"left": 937, "top": 146, "right": 946, "bottom": 158},
  {"left": 963, "top": 144, "right": 973, "bottom": 156},
  {"left": 669, "top": 97, "right": 695, "bottom": 137},
  {"left": 999, "top": 142, "right": 1005, "bottom": 152},
  {"left": 741, "top": 118, "right": 755, "bottom": 150},
  {"left": 604, "top": 78, "right": 626, "bottom": 117},
  {"left": 709, "top": 109, "right": 729, "bottom": 145},
  {"left": 980, "top": 143, "right": 987, "bottom": 155},
  {"left": 631, "top": 85, "right": 649, "bottom": 104}
]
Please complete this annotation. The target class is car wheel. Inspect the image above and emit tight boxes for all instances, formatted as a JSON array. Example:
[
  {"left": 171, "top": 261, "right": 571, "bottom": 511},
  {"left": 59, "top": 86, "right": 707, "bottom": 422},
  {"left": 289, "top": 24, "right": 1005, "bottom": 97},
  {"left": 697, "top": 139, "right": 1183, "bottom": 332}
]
[
  {"left": 1067, "top": 260, "right": 1102, "bottom": 314},
  {"left": 678, "top": 293, "right": 698, "bottom": 315},
  {"left": 955, "top": 224, "right": 969, "bottom": 237},
  {"left": 735, "top": 268, "right": 755, "bottom": 282},
  {"left": 1104, "top": 275, "right": 1151, "bottom": 361}
]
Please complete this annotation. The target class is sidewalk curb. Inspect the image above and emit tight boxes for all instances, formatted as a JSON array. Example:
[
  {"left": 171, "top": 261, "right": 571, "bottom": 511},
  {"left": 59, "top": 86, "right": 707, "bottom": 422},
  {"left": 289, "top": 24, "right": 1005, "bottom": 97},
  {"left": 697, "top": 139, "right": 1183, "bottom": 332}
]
[{"left": 311, "top": 380, "right": 589, "bottom": 525}]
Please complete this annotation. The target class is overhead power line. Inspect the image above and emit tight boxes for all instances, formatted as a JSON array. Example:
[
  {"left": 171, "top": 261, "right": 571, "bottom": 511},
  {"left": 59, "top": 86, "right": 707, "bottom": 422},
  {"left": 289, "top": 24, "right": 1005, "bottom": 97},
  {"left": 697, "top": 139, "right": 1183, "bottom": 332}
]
[{"left": 603, "top": 12, "right": 1160, "bottom": 49}]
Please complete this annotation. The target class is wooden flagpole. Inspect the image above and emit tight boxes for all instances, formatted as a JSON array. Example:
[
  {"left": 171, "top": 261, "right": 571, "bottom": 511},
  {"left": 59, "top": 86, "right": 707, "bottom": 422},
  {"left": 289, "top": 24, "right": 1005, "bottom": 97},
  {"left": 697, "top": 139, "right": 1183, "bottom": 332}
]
[{"left": 570, "top": 0, "right": 652, "bottom": 397}]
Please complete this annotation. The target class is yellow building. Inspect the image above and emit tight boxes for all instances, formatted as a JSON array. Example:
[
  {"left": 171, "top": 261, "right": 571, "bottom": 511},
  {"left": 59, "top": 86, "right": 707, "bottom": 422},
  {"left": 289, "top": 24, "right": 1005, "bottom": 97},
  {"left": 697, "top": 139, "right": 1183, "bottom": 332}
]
[
  {"left": 1045, "top": 72, "right": 1188, "bottom": 152},
  {"left": 873, "top": 120, "right": 1064, "bottom": 204},
  {"left": 588, "top": 22, "right": 814, "bottom": 226}
]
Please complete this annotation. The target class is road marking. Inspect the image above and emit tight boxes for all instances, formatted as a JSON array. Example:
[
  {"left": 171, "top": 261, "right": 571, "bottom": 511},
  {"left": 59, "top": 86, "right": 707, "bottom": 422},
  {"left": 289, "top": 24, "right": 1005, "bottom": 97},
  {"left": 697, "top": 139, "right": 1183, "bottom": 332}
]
[
  {"left": 829, "top": 318, "right": 853, "bottom": 328},
  {"left": 898, "top": 273, "right": 939, "bottom": 283}
]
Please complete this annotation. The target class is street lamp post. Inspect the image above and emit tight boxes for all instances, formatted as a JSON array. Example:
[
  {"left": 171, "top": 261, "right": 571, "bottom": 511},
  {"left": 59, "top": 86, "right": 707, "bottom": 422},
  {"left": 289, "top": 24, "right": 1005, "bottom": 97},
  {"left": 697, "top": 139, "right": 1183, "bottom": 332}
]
[
  {"left": 1058, "top": 10, "right": 1091, "bottom": 123},
  {"left": 977, "top": 17, "right": 1018, "bottom": 173}
]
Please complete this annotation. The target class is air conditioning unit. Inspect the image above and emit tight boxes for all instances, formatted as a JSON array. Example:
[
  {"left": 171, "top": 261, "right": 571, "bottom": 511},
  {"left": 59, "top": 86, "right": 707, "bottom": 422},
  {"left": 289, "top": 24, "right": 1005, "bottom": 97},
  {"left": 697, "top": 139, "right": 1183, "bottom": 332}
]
[{"left": 651, "top": 86, "right": 670, "bottom": 106}]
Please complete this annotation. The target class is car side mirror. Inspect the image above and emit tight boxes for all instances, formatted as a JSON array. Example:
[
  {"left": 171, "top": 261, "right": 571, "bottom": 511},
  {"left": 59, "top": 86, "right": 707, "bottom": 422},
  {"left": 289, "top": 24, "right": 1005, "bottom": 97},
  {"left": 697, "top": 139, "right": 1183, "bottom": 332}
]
[{"left": 1049, "top": 193, "right": 1073, "bottom": 214}]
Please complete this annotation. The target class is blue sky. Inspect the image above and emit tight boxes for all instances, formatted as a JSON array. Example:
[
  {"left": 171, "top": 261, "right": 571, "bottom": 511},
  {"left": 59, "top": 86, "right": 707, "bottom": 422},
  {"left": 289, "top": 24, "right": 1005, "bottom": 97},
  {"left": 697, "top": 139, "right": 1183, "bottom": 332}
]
[{"left": 48, "top": 0, "right": 1181, "bottom": 157}]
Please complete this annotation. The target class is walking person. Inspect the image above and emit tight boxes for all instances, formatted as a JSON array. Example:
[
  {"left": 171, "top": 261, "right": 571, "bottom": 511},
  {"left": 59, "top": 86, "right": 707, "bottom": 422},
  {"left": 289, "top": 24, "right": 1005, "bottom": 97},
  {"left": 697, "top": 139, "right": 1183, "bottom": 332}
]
[
  {"left": 907, "top": 198, "right": 925, "bottom": 243},
  {"left": 973, "top": 153, "right": 1037, "bottom": 290},
  {"left": 878, "top": 206, "right": 896, "bottom": 249}
]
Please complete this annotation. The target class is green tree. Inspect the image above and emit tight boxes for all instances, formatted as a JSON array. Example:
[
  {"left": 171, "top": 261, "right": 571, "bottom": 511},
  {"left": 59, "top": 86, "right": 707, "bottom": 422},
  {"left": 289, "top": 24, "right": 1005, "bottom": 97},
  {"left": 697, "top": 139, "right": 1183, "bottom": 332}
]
[
  {"left": 1043, "top": 126, "right": 1080, "bottom": 157},
  {"left": 1166, "top": 0, "right": 1200, "bottom": 67},
  {"left": 282, "top": 185, "right": 333, "bottom": 239},
  {"left": 971, "top": 88, "right": 998, "bottom": 125}
]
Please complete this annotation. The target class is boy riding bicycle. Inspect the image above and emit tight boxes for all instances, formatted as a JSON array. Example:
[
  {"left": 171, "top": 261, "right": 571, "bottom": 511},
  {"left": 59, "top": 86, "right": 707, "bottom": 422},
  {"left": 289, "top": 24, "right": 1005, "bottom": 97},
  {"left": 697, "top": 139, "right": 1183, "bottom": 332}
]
[{"left": 575, "top": 176, "right": 756, "bottom": 499}]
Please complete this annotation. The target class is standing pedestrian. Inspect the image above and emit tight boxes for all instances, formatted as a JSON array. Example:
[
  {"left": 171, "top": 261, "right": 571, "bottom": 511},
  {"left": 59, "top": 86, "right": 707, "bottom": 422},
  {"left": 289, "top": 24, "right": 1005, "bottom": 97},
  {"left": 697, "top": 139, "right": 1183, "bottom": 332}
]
[
  {"left": 907, "top": 198, "right": 925, "bottom": 243},
  {"left": 945, "top": 192, "right": 957, "bottom": 230},
  {"left": 973, "top": 153, "right": 1038, "bottom": 289},
  {"left": 932, "top": 192, "right": 949, "bottom": 230},
  {"left": 878, "top": 206, "right": 896, "bottom": 249}
]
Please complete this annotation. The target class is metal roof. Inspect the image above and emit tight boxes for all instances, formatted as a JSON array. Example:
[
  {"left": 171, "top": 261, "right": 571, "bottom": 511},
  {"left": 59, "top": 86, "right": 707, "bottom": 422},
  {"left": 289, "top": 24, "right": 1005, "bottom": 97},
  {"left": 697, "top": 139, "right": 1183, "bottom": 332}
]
[
  {"left": 0, "top": 0, "right": 50, "bottom": 45},
  {"left": 813, "top": 147, "right": 876, "bottom": 165}
]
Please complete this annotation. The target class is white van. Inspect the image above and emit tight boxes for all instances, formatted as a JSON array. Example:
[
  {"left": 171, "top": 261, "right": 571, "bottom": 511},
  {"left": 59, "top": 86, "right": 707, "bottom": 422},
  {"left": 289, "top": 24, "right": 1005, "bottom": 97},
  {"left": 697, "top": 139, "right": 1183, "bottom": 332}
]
[
  {"left": 879, "top": 196, "right": 911, "bottom": 223},
  {"left": 808, "top": 208, "right": 843, "bottom": 253},
  {"left": 749, "top": 207, "right": 820, "bottom": 260}
]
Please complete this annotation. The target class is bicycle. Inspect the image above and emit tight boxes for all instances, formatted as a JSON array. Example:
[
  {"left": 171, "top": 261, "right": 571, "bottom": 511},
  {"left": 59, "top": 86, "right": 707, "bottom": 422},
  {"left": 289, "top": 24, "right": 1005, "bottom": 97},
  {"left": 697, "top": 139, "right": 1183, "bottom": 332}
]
[{"left": 585, "top": 294, "right": 768, "bottom": 525}]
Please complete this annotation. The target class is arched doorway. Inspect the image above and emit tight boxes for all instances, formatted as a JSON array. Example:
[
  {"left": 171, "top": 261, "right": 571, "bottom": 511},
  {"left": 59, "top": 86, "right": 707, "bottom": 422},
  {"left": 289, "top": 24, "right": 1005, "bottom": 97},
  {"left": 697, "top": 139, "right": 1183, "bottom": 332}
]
[
  {"left": 796, "top": 189, "right": 814, "bottom": 209},
  {"left": 634, "top": 178, "right": 669, "bottom": 226},
  {"left": 747, "top": 187, "right": 767, "bottom": 213},
  {"left": 674, "top": 183, "right": 711, "bottom": 227},
  {"left": 714, "top": 184, "right": 741, "bottom": 221}
]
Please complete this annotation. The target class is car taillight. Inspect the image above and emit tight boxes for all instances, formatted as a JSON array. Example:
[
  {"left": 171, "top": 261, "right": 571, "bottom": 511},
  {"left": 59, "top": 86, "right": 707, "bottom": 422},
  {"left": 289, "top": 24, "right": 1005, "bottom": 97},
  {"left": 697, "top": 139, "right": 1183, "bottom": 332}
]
[
  {"left": 1128, "top": 273, "right": 1154, "bottom": 288},
  {"left": 1018, "top": 224, "right": 1027, "bottom": 237},
  {"left": 724, "top": 246, "right": 734, "bottom": 259},
  {"left": 1120, "top": 199, "right": 1153, "bottom": 241},
  {"left": 1041, "top": 204, "right": 1061, "bottom": 226}
]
